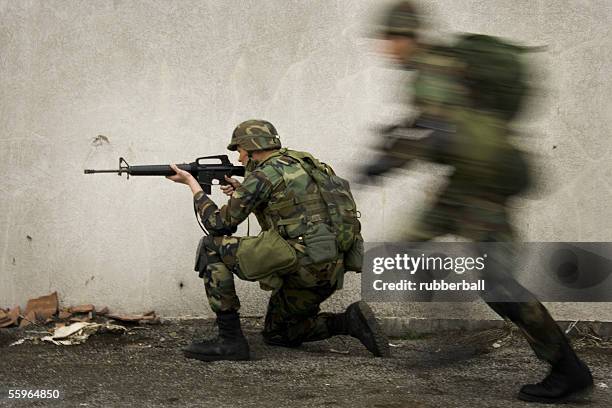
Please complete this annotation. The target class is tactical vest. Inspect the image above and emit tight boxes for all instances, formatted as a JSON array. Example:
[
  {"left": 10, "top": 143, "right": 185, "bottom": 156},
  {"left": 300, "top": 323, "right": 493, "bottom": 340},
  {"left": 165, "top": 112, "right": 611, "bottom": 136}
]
[
  {"left": 253, "top": 149, "right": 331, "bottom": 242},
  {"left": 254, "top": 148, "right": 362, "bottom": 254}
]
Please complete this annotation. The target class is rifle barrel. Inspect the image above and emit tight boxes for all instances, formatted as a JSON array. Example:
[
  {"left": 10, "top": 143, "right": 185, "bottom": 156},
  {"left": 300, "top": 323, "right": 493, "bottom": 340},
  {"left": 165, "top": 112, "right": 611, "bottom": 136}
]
[{"left": 83, "top": 169, "right": 122, "bottom": 174}]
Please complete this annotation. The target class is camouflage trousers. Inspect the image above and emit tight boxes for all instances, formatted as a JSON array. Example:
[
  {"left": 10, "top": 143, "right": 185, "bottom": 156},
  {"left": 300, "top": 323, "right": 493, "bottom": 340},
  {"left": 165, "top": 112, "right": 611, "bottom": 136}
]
[
  {"left": 199, "top": 235, "right": 344, "bottom": 347},
  {"left": 404, "top": 201, "right": 574, "bottom": 364}
]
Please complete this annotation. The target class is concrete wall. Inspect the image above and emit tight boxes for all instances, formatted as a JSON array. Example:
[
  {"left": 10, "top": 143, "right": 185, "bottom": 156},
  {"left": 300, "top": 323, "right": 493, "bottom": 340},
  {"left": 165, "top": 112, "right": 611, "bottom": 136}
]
[{"left": 1, "top": 0, "right": 611, "bottom": 321}]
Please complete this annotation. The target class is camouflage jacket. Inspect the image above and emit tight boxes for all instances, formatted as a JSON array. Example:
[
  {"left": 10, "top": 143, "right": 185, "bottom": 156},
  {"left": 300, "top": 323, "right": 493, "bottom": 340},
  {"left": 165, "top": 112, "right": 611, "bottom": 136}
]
[{"left": 194, "top": 148, "right": 329, "bottom": 239}]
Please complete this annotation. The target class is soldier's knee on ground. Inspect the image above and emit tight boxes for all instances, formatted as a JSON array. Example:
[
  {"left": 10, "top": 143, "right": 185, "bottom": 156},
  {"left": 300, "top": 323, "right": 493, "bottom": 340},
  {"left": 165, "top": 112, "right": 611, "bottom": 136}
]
[
  {"left": 261, "top": 305, "right": 322, "bottom": 348},
  {"left": 261, "top": 330, "right": 304, "bottom": 348}
]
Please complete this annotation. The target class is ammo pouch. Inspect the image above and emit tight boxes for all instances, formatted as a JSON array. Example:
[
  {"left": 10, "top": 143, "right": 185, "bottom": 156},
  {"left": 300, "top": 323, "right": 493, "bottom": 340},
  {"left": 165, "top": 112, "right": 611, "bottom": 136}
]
[
  {"left": 343, "top": 233, "right": 364, "bottom": 273},
  {"left": 303, "top": 223, "right": 338, "bottom": 264},
  {"left": 236, "top": 229, "right": 298, "bottom": 283}
]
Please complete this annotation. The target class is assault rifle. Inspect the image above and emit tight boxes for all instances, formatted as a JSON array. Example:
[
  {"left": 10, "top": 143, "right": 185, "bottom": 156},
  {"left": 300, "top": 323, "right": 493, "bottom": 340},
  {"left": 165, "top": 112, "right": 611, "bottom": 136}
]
[{"left": 84, "top": 155, "right": 245, "bottom": 194}]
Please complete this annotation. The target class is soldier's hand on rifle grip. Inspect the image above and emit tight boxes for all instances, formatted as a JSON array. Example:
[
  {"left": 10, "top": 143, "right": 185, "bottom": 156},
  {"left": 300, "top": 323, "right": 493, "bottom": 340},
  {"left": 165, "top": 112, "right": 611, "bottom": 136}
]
[{"left": 220, "top": 175, "right": 241, "bottom": 197}]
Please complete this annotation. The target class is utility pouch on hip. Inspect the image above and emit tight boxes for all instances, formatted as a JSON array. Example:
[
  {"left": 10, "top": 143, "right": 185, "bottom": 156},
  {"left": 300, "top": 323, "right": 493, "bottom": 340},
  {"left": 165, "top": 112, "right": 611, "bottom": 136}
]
[
  {"left": 236, "top": 229, "right": 298, "bottom": 281},
  {"left": 194, "top": 236, "right": 208, "bottom": 278},
  {"left": 303, "top": 223, "right": 338, "bottom": 264},
  {"left": 343, "top": 233, "right": 364, "bottom": 273}
]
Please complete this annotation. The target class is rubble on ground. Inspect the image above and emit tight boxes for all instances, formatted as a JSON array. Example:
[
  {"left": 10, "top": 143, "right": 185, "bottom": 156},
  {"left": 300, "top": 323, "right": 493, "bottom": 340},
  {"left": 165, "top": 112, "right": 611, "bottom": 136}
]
[
  {"left": 1, "top": 291, "right": 160, "bottom": 346},
  {"left": 42, "top": 322, "right": 128, "bottom": 345}
]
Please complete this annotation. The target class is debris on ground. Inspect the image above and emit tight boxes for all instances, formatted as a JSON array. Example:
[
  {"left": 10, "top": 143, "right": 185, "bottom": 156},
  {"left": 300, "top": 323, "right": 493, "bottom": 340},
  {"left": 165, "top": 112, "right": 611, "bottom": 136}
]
[
  {"left": 41, "top": 322, "right": 127, "bottom": 346},
  {"left": 0, "top": 306, "right": 20, "bottom": 328},
  {"left": 1, "top": 292, "right": 159, "bottom": 346},
  {"left": 70, "top": 304, "right": 95, "bottom": 314},
  {"left": 570, "top": 324, "right": 612, "bottom": 349},
  {"left": 107, "top": 310, "right": 160, "bottom": 325},
  {"left": 9, "top": 338, "right": 28, "bottom": 347},
  {"left": 58, "top": 310, "right": 72, "bottom": 320},
  {"left": 20, "top": 291, "right": 59, "bottom": 327},
  {"left": 2, "top": 319, "right": 609, "bottom": 407},
  {"left": 462, "top": 321, "right": 612, "bottom": 352},
  {"left": 70, "top": 313, "right": 95, "bottom": 323}
]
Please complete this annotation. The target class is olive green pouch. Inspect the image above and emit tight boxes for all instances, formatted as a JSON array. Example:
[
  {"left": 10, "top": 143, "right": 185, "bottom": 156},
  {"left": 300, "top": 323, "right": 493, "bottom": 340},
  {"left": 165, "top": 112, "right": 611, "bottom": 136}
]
[
  {"left": 303, "top": 223, "right": 338, "bottom": 264},
  {"left": 343, "top": 234, "right": 364, "bottom": 273},
  {"left": 236, "top": 229, "right": 298, "bottom": 282}
]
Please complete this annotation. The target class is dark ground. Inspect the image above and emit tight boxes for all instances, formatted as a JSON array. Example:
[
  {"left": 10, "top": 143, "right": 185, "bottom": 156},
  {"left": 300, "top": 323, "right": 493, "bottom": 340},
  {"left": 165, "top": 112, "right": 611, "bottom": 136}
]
[{"left": 0, "top": 319, "right": 610, "bottom": 408}]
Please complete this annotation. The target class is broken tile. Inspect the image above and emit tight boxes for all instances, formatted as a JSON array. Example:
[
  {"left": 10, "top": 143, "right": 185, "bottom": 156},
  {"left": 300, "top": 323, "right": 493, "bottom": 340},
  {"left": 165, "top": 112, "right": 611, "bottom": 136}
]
[
  {"left": 0, "top": 306, "right": 21, "bottom": 328},
  {"left": 10, "top": 307, "right": 21, "bottom": 319},
  {"left": 70, "top": 304, "right": 95, "bottom": 314},
  {"left": 0, "top": 310, "right": 9, "bottom": 325},
  {"left": 24, "top": 292, "right": 58, "bottom": 321},
  {"left": 19, "top": 310, "right": 37, "bottom": 328},
  {"left": 59, "top": 310, "right": 72, "bottom": 320}
]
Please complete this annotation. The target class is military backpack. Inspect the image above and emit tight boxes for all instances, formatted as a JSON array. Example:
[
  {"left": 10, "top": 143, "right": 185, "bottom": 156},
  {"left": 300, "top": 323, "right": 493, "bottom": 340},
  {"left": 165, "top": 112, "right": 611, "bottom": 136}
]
[{"left": 282, "top": 150, "right": 364, "bottom": 271}]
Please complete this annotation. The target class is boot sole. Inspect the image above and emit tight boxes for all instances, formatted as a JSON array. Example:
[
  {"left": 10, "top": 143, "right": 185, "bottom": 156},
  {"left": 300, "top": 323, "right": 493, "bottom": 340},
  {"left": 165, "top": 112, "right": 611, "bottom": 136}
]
[
  {"left": 517, "top": 384, "right": 594, "bottom": 404},
  {"left": 354, "top": 301, "right": 391, "bottom": 358}
]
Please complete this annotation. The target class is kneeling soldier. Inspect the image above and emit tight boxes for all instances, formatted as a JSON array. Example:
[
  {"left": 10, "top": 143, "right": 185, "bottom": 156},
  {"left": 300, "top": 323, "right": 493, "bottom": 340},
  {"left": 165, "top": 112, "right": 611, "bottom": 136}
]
[{"left": 167, "top": 119, "right": 389, "bottom": 361}]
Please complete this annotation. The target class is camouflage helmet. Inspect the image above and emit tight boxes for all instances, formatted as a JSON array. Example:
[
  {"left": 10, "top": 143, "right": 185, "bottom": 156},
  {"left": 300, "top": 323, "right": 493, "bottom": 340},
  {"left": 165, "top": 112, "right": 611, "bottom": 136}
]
[
  {"left": 227, "top": 119, "right": 282, "bottom": 152},
  {"left": 375, "top": 1, "right": 421, "bottom": 37}
]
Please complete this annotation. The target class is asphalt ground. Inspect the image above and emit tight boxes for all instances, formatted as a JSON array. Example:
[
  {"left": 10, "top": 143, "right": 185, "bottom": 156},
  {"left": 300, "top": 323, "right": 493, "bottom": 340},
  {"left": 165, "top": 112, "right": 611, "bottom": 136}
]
[{"left": 0, "top": 319, "right": 610, "bottom": 407}]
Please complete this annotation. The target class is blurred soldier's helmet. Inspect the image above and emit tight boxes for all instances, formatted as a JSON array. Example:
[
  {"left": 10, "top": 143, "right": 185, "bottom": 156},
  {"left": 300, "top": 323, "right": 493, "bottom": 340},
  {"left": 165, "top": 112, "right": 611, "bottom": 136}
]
[
  {"left": 227, "top": 119, "right": 282, "bottom": 152},
  {"left": 376, "top": 1, "right": 421, "bottom": 37}
]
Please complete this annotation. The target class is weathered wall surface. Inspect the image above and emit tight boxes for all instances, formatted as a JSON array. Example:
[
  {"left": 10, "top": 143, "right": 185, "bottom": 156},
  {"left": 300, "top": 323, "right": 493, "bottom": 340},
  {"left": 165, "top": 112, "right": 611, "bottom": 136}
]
[{"left": 1, "top": 0, "right": 611, "bottom": 321}]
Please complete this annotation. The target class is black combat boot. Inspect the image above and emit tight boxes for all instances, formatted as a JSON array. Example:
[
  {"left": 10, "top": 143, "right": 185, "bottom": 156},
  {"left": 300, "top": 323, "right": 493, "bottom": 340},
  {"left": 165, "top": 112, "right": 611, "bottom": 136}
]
[
  {"left": 183, "top": 312, "right": 250, "bottom": 362},
  {"left": 328, "top": 301, "right": 390, "bottom": 357},
  {"left": 518, "top": 349, "right": 593, "bottom": 403}
]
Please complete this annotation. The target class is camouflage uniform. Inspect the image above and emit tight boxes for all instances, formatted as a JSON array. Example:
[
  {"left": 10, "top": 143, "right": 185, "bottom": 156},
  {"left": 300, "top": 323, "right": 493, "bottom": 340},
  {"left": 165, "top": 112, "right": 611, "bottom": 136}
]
[
  {"left": 366, "top": 40, "right": 572, "bottom": 365},
  {"left": 368, "top": 2, "right": 593, "bottom": 401},
  {"left": 194, "top": 144, "right": 345, "bottom": 347}
]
